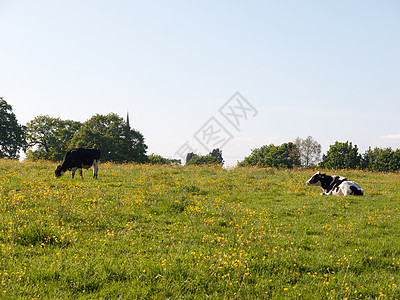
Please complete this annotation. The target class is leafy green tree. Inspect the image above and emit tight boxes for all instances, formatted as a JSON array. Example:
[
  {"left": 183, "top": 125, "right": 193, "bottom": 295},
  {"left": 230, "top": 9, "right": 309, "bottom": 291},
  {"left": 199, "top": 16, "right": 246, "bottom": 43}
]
[
  {"left": 186, "top": 154, "right": 219, "bottom": 166},
  {"left": 361, "top": 147, "right": 376, "bottom": 170},
  {"left": 185, "top": 149, "right": 224, "bottom": 166},
  {"left": 320, "top": 141, "right": 361, "bottom": 169},
  {"left": 361, "top": 147, "right": 400, "bottom": 172},
  {"left": 393, "top": 149, "right": 400, "bottom": 171},
  {"left": 210, "top": 148, "right": 224, "bottom": 166},
  {"left": 25, "top": 115, "right": 82, "bottom": 161},
  {"left": 185, "top": 152, "right": 197, "bottom": 165},
  {"left": 148, "top": 154, "right": 181, "bottom": 165},
  {"left": 238, "top": 142, "right": 300, "bottom": 168},
  {"left": 0, "top": 97, "right": 26, "bottom": 159},
  {"left": 69, "top": 113, "right": 148, "bottom": 163}
]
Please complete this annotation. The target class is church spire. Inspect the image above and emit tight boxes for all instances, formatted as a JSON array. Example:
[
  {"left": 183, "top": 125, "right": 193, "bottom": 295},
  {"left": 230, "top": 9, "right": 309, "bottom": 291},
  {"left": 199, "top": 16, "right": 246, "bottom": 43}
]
[{"left": 126, "top": 109, "right": 130, "bottom": 128}]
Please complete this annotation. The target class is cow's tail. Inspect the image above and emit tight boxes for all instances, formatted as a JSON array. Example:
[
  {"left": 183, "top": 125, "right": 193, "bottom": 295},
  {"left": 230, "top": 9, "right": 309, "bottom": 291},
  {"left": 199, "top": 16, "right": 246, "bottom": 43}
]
[{"left": 350, "top": 186, "right": 364, "bottom": 196}]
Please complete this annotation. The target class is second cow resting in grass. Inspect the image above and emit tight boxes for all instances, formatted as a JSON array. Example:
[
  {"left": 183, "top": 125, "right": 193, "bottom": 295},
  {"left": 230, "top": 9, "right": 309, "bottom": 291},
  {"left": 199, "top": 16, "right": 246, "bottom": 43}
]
[{"left": 306, "top": 171, "right": 364, "bottom": 196}]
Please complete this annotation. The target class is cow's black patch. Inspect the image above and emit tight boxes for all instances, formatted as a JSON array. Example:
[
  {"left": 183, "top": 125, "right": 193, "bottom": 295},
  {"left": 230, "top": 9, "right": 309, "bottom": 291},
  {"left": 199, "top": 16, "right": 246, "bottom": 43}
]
[
  {"left": 350, "top": 186, "right": 364, "bottom": 196},
  {"left": 55, "top": 148, "right": 100, "bottom": 179}
]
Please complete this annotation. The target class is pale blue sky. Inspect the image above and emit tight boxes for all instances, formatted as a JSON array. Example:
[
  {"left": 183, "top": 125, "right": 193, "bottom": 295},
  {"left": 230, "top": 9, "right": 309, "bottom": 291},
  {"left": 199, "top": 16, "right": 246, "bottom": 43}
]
[{"left": 1, "top": 1, "right": 399, "bottom": 165}]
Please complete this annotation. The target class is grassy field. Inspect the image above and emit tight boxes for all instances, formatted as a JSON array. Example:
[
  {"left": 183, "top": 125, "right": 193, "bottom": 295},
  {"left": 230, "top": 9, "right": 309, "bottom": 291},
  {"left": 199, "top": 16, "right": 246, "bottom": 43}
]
[{"left": 1, "top": 159, "right": 400, "bottom": 299}]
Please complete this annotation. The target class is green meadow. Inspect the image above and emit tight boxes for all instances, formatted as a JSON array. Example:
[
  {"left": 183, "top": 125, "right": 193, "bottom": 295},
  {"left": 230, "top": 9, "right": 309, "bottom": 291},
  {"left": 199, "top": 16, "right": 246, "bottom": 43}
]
[{"left": 1, "top": 159, "right": 400, "bottom": 299}]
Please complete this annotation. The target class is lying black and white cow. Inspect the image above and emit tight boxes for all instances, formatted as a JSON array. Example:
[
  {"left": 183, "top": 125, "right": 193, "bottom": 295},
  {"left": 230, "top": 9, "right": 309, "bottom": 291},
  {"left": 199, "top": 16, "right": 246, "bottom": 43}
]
[
  {"left": 55, "top": 148, "right": 100, "bottom": 179},
  {"left": 306, "top": 171, "right": 363, "bottom": 196}
]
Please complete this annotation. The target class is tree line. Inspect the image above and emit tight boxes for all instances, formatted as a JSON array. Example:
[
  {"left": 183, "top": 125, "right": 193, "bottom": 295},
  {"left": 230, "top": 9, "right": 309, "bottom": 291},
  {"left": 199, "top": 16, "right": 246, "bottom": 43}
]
[
  {"left": 239, "top": 138, "right": 400, "bottom": 172},
  {"left": 1, "top": 97, "right": 400, "bottom": 171},
  {"left": 0, "top": 97, "right": 148, "bottom": 163}
]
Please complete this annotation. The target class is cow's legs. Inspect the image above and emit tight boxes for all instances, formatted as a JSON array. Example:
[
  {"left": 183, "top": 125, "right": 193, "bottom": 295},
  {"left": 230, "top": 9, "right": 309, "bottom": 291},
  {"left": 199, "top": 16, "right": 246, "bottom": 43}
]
[
  {"left": 70, "top": 167, "right": 80, "bottom": 179},
  {"left": 79, "top": 168, "right": 83, "bottom": 178},
  {"left": 93, "top": 159, "right": 99, "bottom": 179},
  {"left": 322, "top": 189, "right": 332, "bottom": 195}
]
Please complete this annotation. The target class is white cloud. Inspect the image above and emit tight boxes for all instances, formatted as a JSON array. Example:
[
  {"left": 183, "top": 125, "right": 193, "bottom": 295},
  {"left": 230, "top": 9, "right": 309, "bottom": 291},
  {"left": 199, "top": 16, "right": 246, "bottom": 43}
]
[{"left": 380, "top": 134, "right": 400, "bottom": 140}]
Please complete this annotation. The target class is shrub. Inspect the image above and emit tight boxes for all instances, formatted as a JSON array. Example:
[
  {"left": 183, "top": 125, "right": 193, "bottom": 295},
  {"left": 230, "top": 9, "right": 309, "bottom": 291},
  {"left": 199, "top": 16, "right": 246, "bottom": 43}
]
[
  {"left": 148, "top": 154, "right": 181, "bottom": 165},
  {"left": 361, "top": 147, "right": 400, "bottom": 172},
  {"left": 238, "top": 142, "right": 300, "bottom": 168},
  {"left": 320, "top": 141, "right": 361, "bottom": 169}
]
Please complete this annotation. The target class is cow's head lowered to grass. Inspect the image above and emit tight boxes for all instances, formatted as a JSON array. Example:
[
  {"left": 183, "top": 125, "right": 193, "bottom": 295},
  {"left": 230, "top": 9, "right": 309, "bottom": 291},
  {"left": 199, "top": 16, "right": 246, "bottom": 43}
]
[{"left": 54, "top": 165, "right": 66, "bottom": 178}]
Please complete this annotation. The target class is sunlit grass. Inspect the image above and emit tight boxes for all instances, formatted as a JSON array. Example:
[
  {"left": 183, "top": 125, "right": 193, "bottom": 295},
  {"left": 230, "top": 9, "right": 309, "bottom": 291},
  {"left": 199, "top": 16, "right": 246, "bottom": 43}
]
[{"left": 0, "top": 159, "right": 399, "bottom": 299}]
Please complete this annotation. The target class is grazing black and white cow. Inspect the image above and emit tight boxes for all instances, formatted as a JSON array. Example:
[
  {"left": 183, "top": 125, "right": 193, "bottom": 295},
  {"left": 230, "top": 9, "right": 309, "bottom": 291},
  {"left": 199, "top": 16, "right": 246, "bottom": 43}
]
[
  {"left": 55, "top": 148, "right": 100, "bottom": 179},
  {"left": 306, "top": 171, "right": 363, "bottom": 196}
]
